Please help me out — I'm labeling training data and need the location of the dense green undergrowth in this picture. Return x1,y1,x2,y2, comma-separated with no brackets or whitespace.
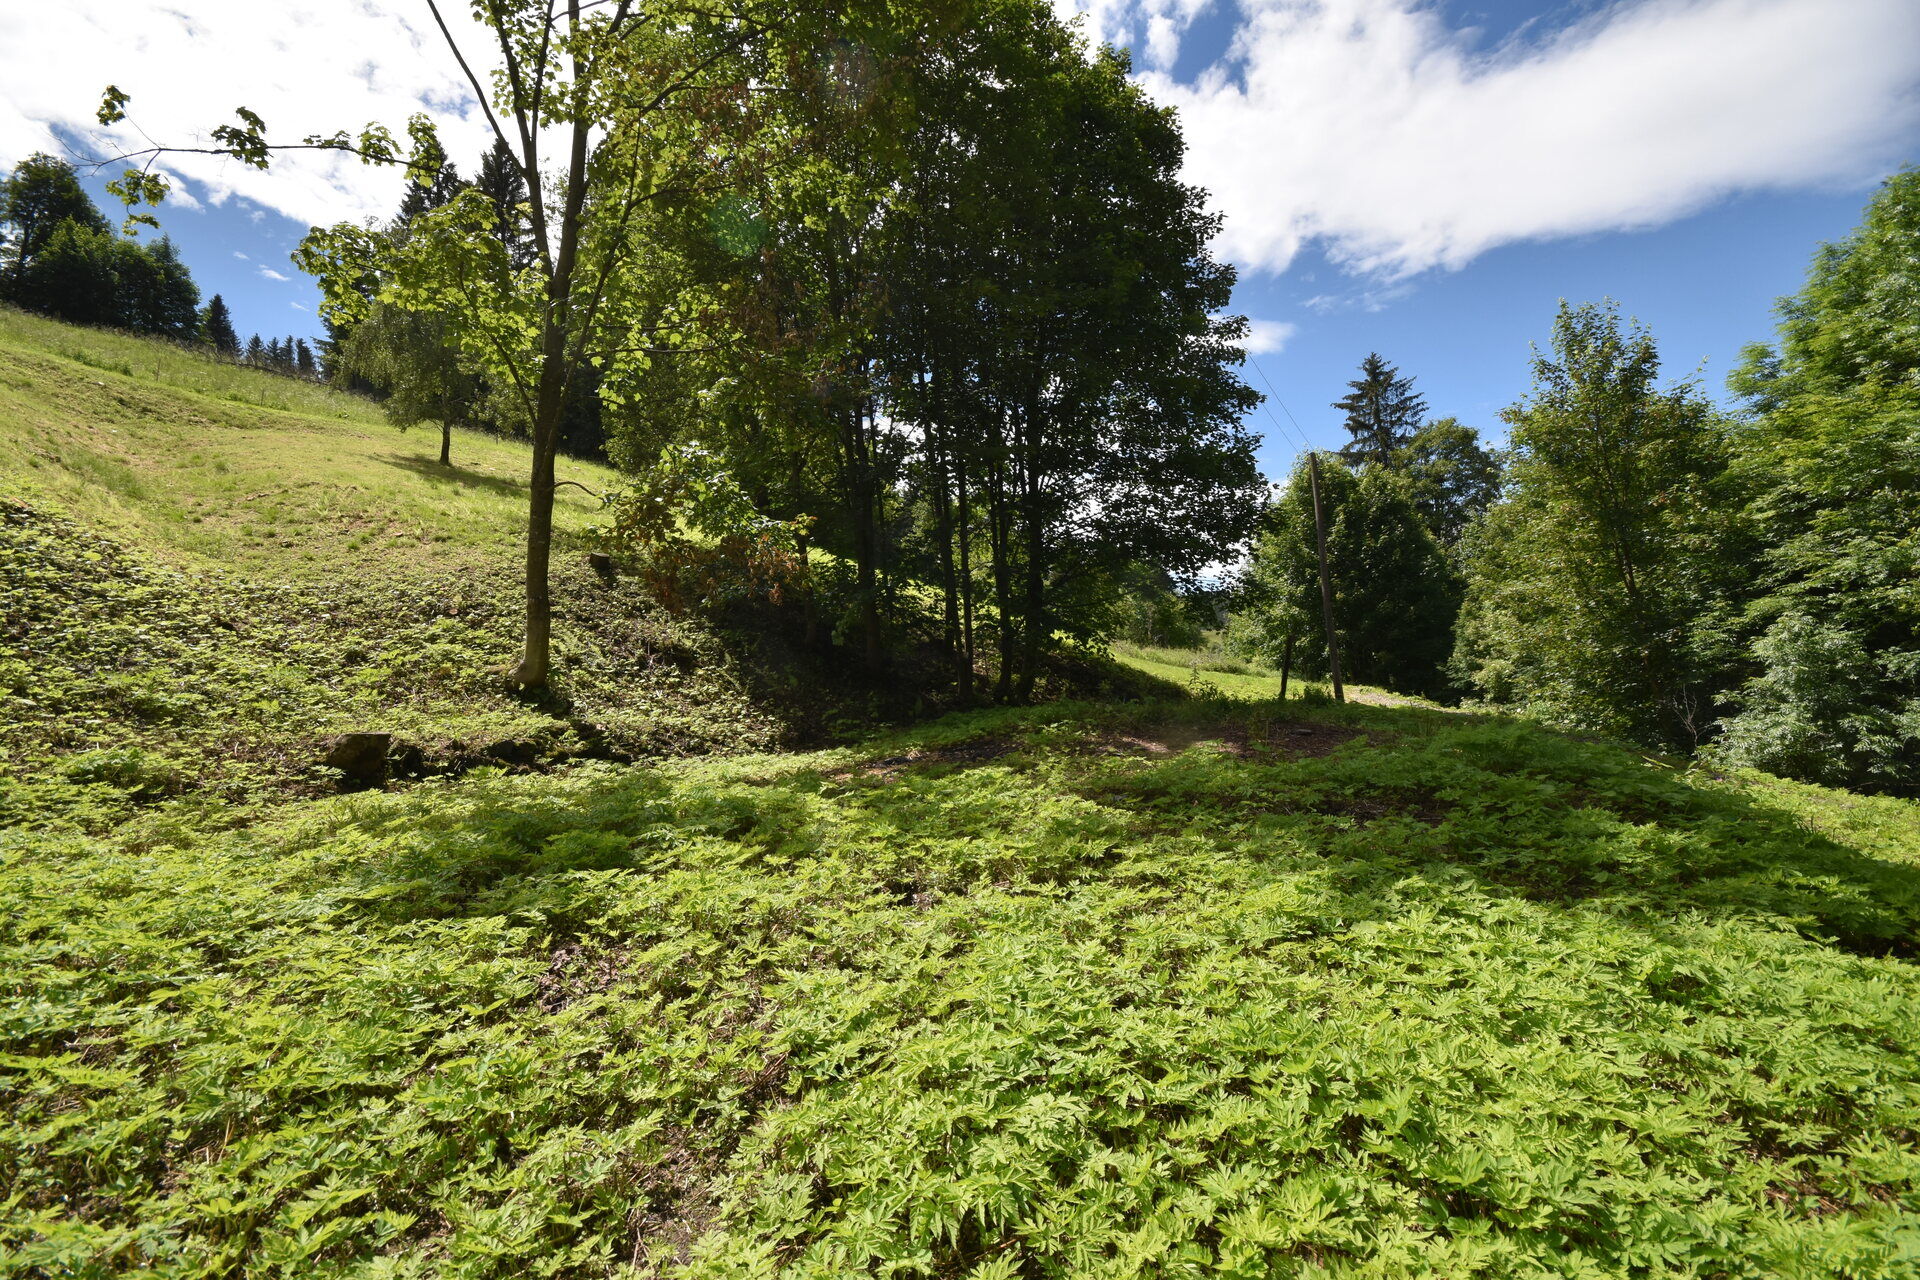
5,699,1918,1277
0,496,1169,832
0,499,785,831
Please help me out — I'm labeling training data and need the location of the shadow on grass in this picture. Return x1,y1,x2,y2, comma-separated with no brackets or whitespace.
318,695,1919,962
375,451,528,499
1077,700,1920,960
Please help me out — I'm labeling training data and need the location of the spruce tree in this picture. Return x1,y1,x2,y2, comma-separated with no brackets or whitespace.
245,333,265,364
1333,352,1427,468
294,338,316,378
397,159,462,225
201,294,239,353
472,141,533,269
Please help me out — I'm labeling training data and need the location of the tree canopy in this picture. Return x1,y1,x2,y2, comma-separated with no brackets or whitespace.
1714,169,1920,790
1452,302,1749,748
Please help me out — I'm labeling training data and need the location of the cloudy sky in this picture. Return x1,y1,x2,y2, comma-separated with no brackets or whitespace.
3,0,1917,470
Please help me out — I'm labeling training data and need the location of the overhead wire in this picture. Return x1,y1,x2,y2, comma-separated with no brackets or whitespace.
1243,351,1317,461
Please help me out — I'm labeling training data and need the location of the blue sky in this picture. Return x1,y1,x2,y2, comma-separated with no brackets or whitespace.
9,0,1919,479
1232,188,1874,460
81,183,332,355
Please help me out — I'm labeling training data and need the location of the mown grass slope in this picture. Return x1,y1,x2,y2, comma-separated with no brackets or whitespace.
1,311,1082,830
0,306,616,578
4,700,1918,1277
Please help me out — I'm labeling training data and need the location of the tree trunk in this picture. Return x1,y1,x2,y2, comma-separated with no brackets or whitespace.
1013,394,1045,704
988,471,1014,704
954,449,976,703
513,372,563,689
440,420,452,467
1278,631,1295,702
1015,475,1045,704
851,402,884,674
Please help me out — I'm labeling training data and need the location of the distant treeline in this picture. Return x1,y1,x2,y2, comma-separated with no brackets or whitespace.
0,153,318,385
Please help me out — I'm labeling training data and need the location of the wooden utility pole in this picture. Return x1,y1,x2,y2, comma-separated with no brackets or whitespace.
1307,452,1346,703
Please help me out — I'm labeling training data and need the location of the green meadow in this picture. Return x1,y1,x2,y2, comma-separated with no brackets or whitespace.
3,314,1918,1277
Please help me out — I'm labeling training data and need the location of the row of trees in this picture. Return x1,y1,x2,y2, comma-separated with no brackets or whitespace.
1240,169,1918,793
606,11,1263,698
106,0,1263,695
1,154,200,338
240,332,320,378
0,154,305,380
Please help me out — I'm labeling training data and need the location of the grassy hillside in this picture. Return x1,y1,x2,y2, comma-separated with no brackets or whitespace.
1109,638,1437,709
1,311,1126,829
4,311,1919,1277
0,306,617,578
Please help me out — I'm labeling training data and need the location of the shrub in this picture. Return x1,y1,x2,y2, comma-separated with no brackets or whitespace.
1715,613,1920,790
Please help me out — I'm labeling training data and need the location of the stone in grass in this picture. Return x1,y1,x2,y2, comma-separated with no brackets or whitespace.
325,732,391,788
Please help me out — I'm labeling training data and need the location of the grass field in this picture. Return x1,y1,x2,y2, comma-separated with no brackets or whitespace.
0,307,617,579
1109,639,1435,709
4,312,1919,1277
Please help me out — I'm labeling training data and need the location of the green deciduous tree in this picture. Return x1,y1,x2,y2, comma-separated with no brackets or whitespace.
623,1,1260,699
878,16,1261,699
332,302,480,465
1453,301,1750,748
1732,166,1920,406
1243,455,1459,698
1715,169,1920,792
106,0,819,690
14,220,121,326
1397,416,1503,548
0,153,110,298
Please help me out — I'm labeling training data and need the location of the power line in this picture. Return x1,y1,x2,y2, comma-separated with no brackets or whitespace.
1244,352,1316,459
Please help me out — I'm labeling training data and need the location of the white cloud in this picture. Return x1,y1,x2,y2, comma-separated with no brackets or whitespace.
1058,0,1219,71
8,0,1915,285
258,266,289,281
232,250,248,260
1242,318,1295,354
0,2,499,229
1074,0,1920,278
291,301,308,311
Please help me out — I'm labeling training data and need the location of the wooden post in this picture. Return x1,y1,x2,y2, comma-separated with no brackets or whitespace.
1307,452,1346,703
1278,631,1295,702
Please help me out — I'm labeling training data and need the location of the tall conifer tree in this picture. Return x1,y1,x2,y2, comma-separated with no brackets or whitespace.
1333,352,1427,468
201,294,239,353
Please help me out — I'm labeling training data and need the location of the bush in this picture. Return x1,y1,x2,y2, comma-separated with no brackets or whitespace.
1714,614,1920,791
